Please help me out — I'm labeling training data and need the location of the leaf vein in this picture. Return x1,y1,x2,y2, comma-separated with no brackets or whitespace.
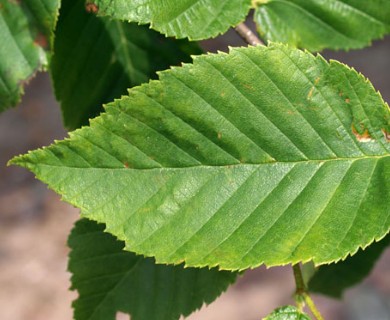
202,59,310,159
138,90,241,163
239,49,339,158
239,163,324,262
277,47,367,155
117,107,202,165
287,161,355,260
169,68,282,161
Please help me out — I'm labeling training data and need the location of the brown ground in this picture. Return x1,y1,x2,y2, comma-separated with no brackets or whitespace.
1,34,389,320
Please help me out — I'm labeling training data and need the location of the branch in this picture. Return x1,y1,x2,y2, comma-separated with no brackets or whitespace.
235,23,264,46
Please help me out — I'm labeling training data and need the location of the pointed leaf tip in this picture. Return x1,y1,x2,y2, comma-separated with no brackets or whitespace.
16,44,390,270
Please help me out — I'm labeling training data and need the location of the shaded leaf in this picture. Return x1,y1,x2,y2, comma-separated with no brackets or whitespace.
263,305,311,320
309,233,390,298
52,0,201,129
11,43,390,270
90,0,252,40
69,218,237,320
254,0,390,51
0,0,59,111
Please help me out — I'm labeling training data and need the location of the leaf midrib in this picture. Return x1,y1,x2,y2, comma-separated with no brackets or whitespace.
27,154,390,170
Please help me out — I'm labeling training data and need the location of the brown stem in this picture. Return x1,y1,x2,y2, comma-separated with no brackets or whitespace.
235,23,264,46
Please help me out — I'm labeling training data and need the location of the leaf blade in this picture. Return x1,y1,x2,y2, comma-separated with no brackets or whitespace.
91,0,252,40
52,0,201,129
308,234,390,298
254,0,390,51
263,305,311,320
0,0,59,111
69,218,237,320
12,44,390,270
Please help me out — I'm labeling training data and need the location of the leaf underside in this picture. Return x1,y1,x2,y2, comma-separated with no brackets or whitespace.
69,218,237,320
11,43,390,271
263,305,311,320
309,233,390,298
52,0,201,129
255,0,390,51
91,0,252,40
0,0,59,111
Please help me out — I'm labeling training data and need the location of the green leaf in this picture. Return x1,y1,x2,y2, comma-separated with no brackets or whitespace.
11,43,390,270
309,233,390,298
52,0,201,130
0,0,59,111
263,305,311,320
254,0,390,51
90,0,252,40
69,218,237,320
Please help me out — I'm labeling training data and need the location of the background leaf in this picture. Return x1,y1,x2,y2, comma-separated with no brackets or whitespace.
69,218,237,320
254,0,390,51
263,305,311,320
90,0,252,40
52,0,201,129
0,0,59,111
308,234,390,298
11,43,390,270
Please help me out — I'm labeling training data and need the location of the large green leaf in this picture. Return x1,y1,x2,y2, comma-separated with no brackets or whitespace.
69,218,237,320
90,0,252,40
0,0,59,111
308,234,390,298
52,0,200,129
254,0,390,51
11,43,390,270
263,306,311,320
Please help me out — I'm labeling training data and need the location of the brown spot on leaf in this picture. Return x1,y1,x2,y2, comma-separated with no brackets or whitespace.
339,91,343,97
352,124,373,142
34,33,48,49
345,98,350,104
86,2,99,14
307,87,314,100
382,129,390,142
217,132,222,139
314,77,321,85
123,162,130,168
